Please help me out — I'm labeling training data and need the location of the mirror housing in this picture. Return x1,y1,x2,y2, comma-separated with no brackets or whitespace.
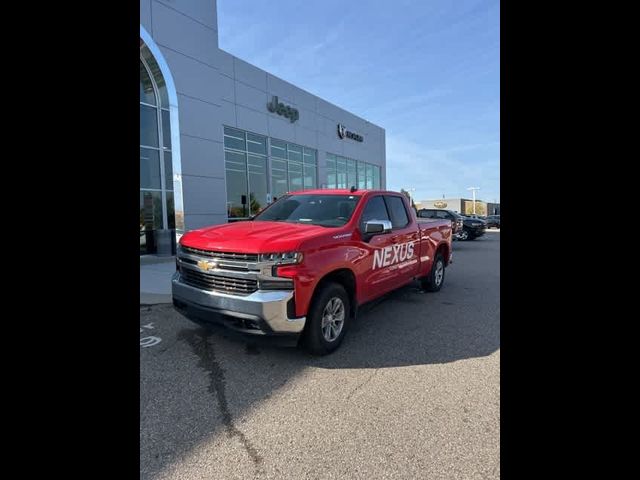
364,219,392,235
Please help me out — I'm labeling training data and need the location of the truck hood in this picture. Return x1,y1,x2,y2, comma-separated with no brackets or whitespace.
180,220,333,253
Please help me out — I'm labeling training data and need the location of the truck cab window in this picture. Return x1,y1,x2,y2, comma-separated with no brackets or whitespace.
385,196,410,229
359,196,390,231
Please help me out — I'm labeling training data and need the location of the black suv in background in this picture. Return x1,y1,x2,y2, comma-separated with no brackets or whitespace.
418,209,486,240
457,215,487,240
486,215,500,228
417,209,464,237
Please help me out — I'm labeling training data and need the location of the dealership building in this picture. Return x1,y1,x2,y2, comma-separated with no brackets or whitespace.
140,0,386,255
416,198,501,216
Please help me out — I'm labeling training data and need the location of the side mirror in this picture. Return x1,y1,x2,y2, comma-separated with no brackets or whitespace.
364,220,392,235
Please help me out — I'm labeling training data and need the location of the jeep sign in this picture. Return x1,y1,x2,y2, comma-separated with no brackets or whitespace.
267,96,299,123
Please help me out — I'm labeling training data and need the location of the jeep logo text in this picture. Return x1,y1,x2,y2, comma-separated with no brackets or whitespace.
267,96,299,123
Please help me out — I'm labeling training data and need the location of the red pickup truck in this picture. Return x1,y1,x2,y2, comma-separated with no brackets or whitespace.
172,189,453,354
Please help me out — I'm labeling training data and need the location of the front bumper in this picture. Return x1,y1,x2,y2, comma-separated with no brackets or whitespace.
466,225,486,237
171,272,306,336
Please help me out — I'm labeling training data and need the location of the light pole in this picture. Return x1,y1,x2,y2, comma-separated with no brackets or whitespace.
467,187,480,215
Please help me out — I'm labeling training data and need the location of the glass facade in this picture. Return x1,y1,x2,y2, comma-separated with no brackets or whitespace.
224,127,268,218
140,46,174,255
224,127,319,219
325,153,381,190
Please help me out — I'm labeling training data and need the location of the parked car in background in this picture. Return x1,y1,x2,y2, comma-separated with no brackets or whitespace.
456,215,487,241
486,215,500,228
417,209,464,236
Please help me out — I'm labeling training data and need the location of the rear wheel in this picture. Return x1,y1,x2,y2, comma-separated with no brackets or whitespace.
421,252,446,292
302,282,350,355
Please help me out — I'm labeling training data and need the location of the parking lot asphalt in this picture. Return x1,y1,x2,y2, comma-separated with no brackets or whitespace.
140,232,500,480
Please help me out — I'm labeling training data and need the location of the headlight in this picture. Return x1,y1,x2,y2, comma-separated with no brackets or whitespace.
259,252,303,265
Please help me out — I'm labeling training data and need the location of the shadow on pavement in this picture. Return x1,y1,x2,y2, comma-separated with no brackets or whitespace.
140,233,499,478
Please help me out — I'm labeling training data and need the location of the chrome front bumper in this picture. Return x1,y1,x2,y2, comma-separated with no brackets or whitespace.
171,272,306,335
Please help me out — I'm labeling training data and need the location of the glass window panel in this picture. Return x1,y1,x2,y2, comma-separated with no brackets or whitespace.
141,47,169,107
271,158,288,199
140,148,161,189
288,161,303,192
140,61,156,105
225,150,247,171
155,78,169,108
140,191,163,229
287,144,303,163
373,165,381,189
366,163,374,189
357,161,366,189
248,155,267,214
346,159,357,190
225,151,249,218
140,105,159,147
165,191,175,229
161,110,171,149
386,196,410,228
326,155,336,189
303,148,317,165
164,152,173,191
359,195,390,231
223,126,246,151
304,164,317,189
270,138,287,158
247,132,267,155
336,157,347,189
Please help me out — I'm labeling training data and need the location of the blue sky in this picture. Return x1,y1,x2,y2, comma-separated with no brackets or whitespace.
218,0,500,203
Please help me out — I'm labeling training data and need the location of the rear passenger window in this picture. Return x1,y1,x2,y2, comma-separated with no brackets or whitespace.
385,196,410,229
359,196,390,231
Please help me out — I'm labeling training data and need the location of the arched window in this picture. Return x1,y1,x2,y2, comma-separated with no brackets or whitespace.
140,43,175,255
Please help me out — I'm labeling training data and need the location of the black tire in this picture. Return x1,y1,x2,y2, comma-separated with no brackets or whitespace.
421,252,446,292
458,228,470,241
302,282,350,355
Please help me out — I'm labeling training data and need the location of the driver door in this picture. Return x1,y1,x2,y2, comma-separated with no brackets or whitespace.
357,195,401,302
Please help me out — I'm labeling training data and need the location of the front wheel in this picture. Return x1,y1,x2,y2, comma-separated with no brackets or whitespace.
458,229,470,241
302,282,350,355
421,253,446,292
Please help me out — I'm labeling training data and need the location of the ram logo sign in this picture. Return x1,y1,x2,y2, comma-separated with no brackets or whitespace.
434,201,447,208
373,241,415,270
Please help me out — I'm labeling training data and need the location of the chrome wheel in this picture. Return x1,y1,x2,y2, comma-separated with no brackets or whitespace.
321,297,345,342
458,230,469,240
434,260,444,286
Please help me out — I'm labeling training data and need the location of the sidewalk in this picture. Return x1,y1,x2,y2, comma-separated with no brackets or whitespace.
140,256,175,305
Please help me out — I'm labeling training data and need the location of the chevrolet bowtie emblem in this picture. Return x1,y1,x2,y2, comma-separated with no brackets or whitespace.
197,260,217,271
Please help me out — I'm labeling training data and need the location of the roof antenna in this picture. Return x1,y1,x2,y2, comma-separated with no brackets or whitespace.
350,186,357,193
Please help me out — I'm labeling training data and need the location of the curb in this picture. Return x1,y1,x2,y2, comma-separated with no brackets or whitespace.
140,292,172,305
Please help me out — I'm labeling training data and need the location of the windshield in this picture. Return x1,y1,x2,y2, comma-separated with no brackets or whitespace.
254,194,361,227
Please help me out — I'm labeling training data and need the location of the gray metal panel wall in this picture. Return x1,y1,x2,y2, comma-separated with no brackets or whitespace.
141,0,386,231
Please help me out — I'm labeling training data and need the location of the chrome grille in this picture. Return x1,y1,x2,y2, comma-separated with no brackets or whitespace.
181,269,258,295
180,246,258,262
